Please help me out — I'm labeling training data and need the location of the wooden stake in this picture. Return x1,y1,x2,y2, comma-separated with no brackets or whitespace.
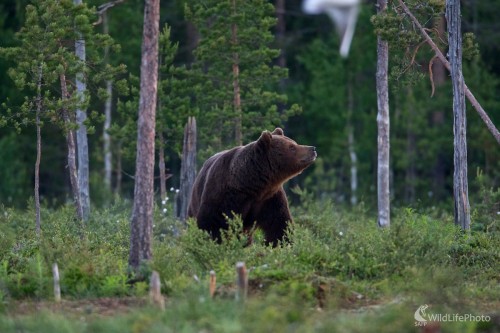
149,270,165,310
52,263,61,302
235,262,247,302
209,270,216,298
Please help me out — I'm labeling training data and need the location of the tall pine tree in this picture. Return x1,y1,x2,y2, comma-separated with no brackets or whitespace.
0,0,125,226
185,0,299,154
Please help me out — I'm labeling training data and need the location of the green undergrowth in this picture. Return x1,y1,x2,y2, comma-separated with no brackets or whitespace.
0,197,499,332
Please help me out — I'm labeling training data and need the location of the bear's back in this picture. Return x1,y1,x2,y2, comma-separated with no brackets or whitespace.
187,147,240,217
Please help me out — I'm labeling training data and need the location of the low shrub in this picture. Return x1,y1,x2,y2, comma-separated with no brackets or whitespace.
0,198,497,333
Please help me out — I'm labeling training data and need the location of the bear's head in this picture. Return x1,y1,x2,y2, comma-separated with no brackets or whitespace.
257,128,317,181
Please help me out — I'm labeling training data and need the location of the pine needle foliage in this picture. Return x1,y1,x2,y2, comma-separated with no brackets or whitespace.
0,0,126,133
185,0,300,154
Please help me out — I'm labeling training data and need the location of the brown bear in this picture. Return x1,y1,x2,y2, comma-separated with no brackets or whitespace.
187,128,317,246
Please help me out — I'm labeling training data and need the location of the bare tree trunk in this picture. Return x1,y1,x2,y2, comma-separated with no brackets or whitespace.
52,263,61,302
157,53,167,202
74,0,90,221
129,0,160,271
376,0,390,227
158,131,167,201
35,64,43,237
231,0,242,146
103,83,113,191
178,117,197,222
347,81,357,206
35,111,42,235
446,0,471,230
60,73,84,221
348,125,357,205
398,0,500,145
103,11,113,193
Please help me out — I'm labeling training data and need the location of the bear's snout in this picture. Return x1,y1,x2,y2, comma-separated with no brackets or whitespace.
299,145,317,164
311,146,317,158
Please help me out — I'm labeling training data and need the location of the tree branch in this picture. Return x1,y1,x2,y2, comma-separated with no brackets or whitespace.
93,0,125,26
399,0,500,145
429,55,437,97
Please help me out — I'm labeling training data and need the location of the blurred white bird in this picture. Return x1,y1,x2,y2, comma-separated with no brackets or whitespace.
303,0,361,57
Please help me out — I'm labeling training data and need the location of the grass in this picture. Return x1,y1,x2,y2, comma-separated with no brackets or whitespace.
0,196,499,332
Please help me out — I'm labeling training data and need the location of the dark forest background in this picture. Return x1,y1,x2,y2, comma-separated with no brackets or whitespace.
0,0,498,213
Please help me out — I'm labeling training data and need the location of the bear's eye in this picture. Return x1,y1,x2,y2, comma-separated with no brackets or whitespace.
289,145,296,152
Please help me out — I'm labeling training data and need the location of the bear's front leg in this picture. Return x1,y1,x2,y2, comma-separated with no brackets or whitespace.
254,189,293,246
195,203,230,243
196,195,248,243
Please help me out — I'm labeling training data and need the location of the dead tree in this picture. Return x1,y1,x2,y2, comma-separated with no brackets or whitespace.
376,0,390,227
398,0,478,229
398,0,500,145
35,64,43,236
446,0,471,230
60,73,84,221
178,117,197,222
74,0,90,221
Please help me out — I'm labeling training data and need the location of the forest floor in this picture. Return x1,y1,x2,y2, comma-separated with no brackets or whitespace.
0,200,499,332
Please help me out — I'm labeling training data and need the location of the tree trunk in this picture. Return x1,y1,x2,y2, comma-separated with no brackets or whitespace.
103,11,113,193
60,73,84,221
35,63,43,237
398,0,500,145
231,0,242,146
129,0,160,271
446,0,471,230
74,0,90,221
157,53,167,202
348,125,357,206
347,81,357,206
158,131,167,201
178,117,197,222
376,0,390,227
103,82,113,191
35,110,42,235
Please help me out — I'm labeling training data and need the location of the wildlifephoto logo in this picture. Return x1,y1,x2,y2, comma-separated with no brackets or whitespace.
414,304,491,327
414,304,429,323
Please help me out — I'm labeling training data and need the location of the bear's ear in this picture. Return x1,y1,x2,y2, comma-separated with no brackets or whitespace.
272,128,284,136
258,130,272,148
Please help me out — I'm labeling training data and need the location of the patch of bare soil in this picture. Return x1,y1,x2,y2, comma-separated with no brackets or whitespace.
8,297,147,318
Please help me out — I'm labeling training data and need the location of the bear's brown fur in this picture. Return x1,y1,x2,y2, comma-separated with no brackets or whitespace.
187,128,317,245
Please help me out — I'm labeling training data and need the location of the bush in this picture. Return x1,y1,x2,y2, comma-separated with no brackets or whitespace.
471,169,500,232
